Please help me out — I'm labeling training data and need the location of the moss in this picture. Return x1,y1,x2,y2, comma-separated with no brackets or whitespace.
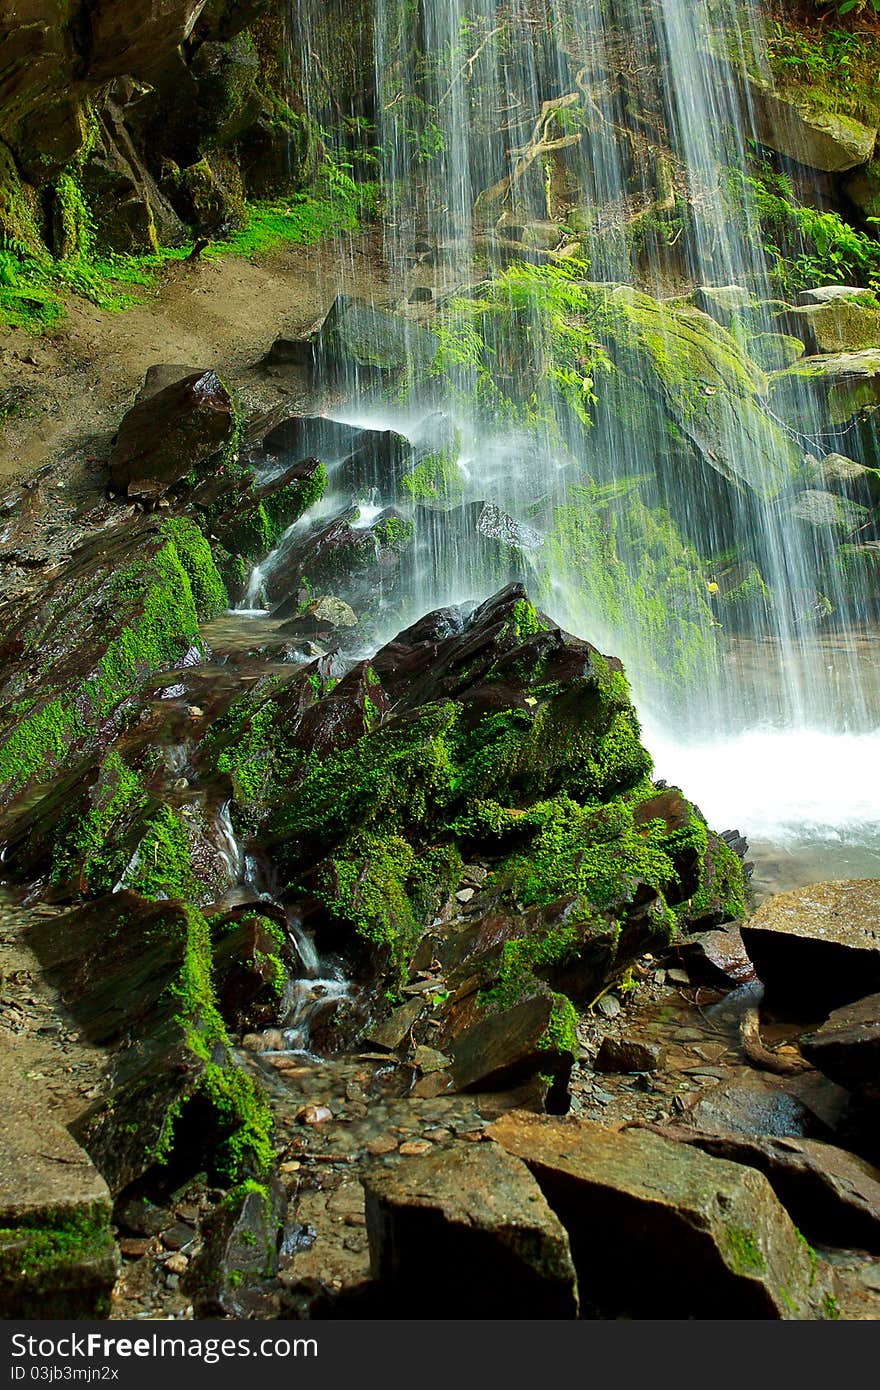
150,905,276,1179
373,514,415,552
0,1203,115,1291
541,992,578,1055
162,517,228,619
120,804,199,902
724,1225,765,1276
401,446,463,504
50,751,149,892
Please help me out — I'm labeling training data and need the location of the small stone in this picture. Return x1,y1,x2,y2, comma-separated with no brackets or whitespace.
161,1222,196,1252
296,1105,333,1125
164,1253,189,1276
462,865,488,887
280,1161,301,1174
413,1044,451,1074
667,968,690,985
456,888,475,904
366,1134,399,1156
119,1237,152,1259
595,1038,663,1074
399,1140,433,1156
596,995,621,1020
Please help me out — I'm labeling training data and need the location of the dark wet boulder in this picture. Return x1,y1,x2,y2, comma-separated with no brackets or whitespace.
26,892,272,1194
800,993,880,1099
277,595,358,640
684,1078,832,1141
488,1112,826,1319
109,369,235,499
362,1143,579,1318
740,880,880,1013
0,518,225,814
264,507,413,611
673,924,757,986
211,911,295,1033
634,1124,880,1255
332,428,414,498
198,457,327,562
187,1177,286,1318
594,1037,663,1073
260,413,363,461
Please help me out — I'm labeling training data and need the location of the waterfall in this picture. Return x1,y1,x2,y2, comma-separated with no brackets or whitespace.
285,1,880,853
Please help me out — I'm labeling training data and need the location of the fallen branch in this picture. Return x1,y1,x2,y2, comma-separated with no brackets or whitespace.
740,1006,812,1076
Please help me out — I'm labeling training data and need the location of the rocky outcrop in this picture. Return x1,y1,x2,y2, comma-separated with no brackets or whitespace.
487,1112,825,1319
740,880,880,1012
800,993,880,1098
744,75,877,173
362,1143,579,1317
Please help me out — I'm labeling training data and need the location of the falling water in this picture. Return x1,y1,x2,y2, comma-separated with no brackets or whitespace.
278,1,880,864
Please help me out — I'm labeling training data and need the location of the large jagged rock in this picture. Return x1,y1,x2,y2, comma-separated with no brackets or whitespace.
109,369,235,499
637,1124,880,1255
26,892,272,1195
88,1,210,83
771,352,880,432
0,517,224,814
263,506,413,612
744,76,877,173
0,1038,118,1317
740,880,880,1013
187,1176,285,1317
488,1112,826,1319
362,1144,579,1317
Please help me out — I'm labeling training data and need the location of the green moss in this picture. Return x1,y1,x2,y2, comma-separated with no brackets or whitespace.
542,993,579,1056
162,517,228,619
121,805,199,902
50,752,149,892
0,1203,115,1289
725,1225,765,1276
401,447,463,504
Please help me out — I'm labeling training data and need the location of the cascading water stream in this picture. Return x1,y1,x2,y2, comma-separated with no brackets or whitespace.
279,0,880,873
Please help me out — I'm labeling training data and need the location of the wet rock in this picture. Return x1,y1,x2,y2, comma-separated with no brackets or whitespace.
363,1000,424,1052
187,1177,285,1317
362,1144,578,1317
278,596,358,639
594,1037,663,1073
635,1125,880,1254
201,457,327,564
260,414,364,461
211,911,295,1033
785,299,880,355
109,370,235,499
691,284,756,328
0,1038,118,1317
675,925,757,986
771,351,880,432
745,75,877,172
596,995,621,1020
443,990,574,1096
27,893,269,1194
332,429,414,498
803,453,880,507
740,880,880,1012
686,1078,830,1140
790,488,868,532
316,294,439,384
264,507,413,612
488,1111,825,1319
258,338,316,370
800,993,880,1098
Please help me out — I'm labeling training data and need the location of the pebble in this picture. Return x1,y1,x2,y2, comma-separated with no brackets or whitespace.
596,994,621,1020
296,1104,333,1125
398,1140,433,1156
667,968,690,985
119,1238,152,1259
161,1223,195,1252
164,1253,189,1276
456,888,475,903
365,1134,398,1156
280,1160,301,1174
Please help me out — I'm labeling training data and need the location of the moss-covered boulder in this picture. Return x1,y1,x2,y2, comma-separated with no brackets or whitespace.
744,74,877,173
771,351,880,432
0,517,226,813
784,298,880,356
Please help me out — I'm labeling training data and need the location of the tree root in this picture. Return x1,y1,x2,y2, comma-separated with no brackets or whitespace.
740,1006,812,1075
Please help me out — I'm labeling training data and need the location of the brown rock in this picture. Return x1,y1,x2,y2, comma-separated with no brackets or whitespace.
800,993,880,1096
109,369,234,498
488,1112,825,1319
362,1143,579,1317
594,1037,663,1073
740,880,880,1012
634,1124,880,1254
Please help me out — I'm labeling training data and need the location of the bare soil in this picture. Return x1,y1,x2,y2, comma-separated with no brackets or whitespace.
0,231,391,480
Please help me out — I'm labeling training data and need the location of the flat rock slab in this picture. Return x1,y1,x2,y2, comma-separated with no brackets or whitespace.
488,1111,824,1319
636,1124,880,1255
0,1038,117,1317
687,1078,829,1140
800,992,880,1096
362,1144,578,1317
740,880,880,1012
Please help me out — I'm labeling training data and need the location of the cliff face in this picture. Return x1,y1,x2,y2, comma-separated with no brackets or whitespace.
0,0,374,259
